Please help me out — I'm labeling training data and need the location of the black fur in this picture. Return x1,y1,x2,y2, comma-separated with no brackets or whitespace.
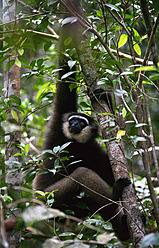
90,88,114,114
33,71,131,241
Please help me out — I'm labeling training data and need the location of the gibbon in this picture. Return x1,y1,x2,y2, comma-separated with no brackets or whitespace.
33,7,131,241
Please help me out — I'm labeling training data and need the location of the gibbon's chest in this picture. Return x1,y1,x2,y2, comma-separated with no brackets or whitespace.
65,142,104,170
62,141,112,184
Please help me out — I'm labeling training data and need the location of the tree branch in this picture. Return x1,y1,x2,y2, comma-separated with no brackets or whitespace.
140,0,159,66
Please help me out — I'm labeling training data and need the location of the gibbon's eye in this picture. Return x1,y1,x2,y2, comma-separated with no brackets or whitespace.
79,119,87,128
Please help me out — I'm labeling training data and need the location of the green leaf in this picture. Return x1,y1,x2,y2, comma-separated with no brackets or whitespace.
97,8,103,18
62,17,77,26
150,73,159,80
1,112,8,120
14,153,24,157
131,136,146,146
33,191,45,196
23,43,35,51
142,80,151,85
135,65,158,72
69,83,77,91
97,233,114,244
44,41,52,52
122,107,127,118
115,89,128,97
68,60,76,70
54,158,60,169
105,3,119,11
8,189,21,201
59,232,76,237
25,144,30,155
36,149,53,157
36,82,51,101
30,60,36,69
125,147,134,160
9,95,21,105
18,56,29,65
11,110,18,122
53,146,60,154
152,0,159,10
60,142,72,151
142,233,159,247
15,60,21,67
135,123,147,127
118,34,128,48
18,48,24,56
20,37,27,47
117,130,126,140
133,42,141,56
48,168,56,174
6,60,15,72
61,71,75,79
22,206,65,224
64,37,72,46
68,160,82,166
37,58,43,67
132,28,140,38
128,27,140,39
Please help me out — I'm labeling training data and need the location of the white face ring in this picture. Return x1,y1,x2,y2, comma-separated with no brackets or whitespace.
62,121,92,143
68,115,89,125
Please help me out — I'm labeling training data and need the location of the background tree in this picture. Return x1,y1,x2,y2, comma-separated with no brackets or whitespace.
1,0,21,247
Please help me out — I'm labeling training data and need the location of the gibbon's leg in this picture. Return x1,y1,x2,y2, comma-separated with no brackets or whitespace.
111,213,130,241
44,167,115,209
44,167,130,241
44,167,129,217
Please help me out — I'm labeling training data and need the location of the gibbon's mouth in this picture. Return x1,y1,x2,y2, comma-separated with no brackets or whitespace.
69,126,81,134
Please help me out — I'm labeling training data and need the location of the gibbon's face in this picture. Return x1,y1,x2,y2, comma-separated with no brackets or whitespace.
62,114,93,143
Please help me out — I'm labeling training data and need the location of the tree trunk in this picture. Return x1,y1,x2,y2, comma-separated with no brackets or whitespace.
2,0,21,247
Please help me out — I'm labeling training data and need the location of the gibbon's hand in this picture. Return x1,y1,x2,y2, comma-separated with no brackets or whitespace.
90,88,114,113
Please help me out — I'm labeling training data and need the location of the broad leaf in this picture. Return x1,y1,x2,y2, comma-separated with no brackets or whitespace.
118,34,128,48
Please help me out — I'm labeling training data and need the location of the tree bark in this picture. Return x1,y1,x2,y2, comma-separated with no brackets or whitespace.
2,0,21,247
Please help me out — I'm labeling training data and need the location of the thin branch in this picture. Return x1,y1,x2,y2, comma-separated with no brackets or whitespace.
21,101,53,124
140,0,159,66
143,87,159,182
143,12,159,66
0,28,59,39
111,49,153,65
136,78,159,226
118,80,138,123
141,73,159,91
47,25,59,38
103,0,131,37
0,12,50,27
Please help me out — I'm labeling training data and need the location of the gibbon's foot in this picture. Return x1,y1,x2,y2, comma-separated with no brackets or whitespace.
113,177,131,199
122,212,146,226
90,88,114,113
116,177,131,188
90,88,108,102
